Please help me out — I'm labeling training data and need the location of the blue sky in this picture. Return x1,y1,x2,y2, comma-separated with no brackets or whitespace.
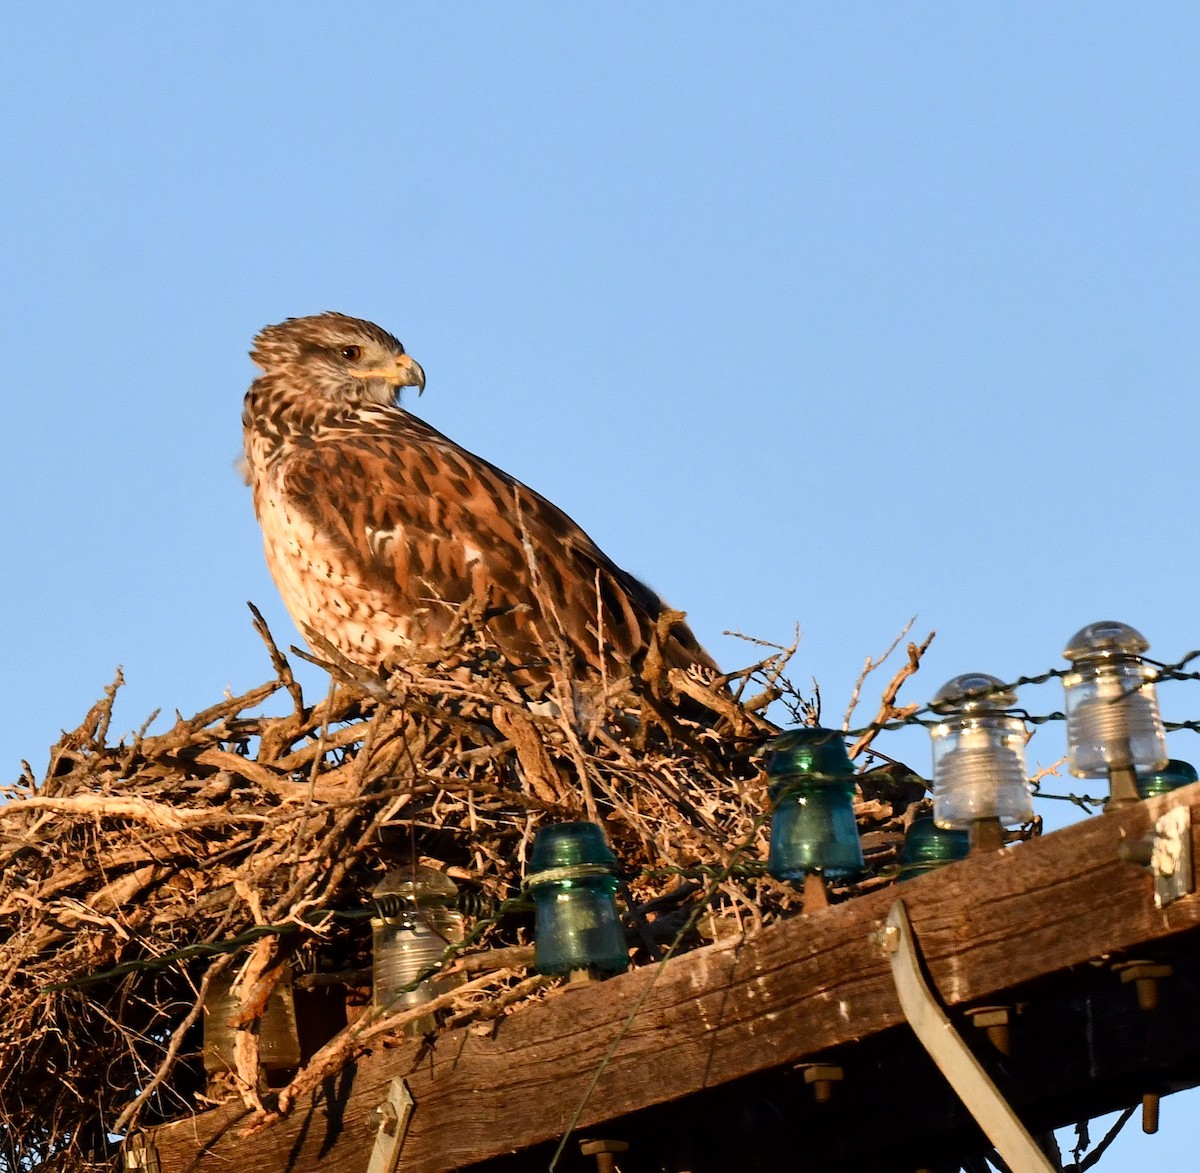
2,4,1198,1165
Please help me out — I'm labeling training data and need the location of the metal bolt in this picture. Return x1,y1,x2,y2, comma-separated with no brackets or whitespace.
802,872,830,915
967,1006,1012,1056
798,1063,844,1104
1106,763,1142,812
1142,1091,1160,1134
580,1138,629,1173
1114,960,1172,1011
1117,837,1155,867
968,818,1005,854
367,1100,398,1134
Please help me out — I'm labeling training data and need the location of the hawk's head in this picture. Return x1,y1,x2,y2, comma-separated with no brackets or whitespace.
250,312,425,407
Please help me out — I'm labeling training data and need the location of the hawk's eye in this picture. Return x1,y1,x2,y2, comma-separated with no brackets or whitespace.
340,345,362,361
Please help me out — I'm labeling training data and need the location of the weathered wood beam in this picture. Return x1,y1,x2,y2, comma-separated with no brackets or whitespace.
153,784,1200,1173
466,959,1200,1173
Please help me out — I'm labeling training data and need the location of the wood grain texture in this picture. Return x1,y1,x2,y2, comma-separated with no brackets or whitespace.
154,784,1200,1172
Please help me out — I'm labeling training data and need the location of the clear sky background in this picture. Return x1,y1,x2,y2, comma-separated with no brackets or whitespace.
2,4,1198,1167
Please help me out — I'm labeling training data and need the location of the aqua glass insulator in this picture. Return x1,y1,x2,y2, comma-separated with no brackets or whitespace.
526,822,628,976
372,866,465,1032
929,673,1032,829
897,816,970,881
202,963,301,1074
1137,759,1198,799
761,726,858,779
763,728,864,881
1062,621,1169,779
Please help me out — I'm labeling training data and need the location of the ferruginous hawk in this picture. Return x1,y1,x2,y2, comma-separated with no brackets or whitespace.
241,312,719,692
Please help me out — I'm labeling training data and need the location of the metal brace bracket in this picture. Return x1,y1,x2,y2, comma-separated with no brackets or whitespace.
366,1077,415,1173
875,900,1057,1173
1150,805,1193,909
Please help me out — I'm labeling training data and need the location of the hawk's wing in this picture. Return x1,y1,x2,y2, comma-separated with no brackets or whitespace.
270,409,717,679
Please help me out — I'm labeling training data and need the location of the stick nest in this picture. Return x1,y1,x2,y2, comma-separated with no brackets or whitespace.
0,610,929,1172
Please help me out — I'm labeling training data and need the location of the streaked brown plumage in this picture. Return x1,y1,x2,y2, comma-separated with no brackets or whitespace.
242,312,718,690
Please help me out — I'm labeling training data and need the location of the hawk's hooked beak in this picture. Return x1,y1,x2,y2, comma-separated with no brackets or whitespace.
351,354,426,396
395,353,426,396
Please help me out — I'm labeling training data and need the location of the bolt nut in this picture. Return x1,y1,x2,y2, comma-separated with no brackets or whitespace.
797,1063,844,1103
